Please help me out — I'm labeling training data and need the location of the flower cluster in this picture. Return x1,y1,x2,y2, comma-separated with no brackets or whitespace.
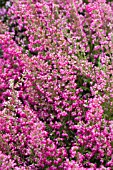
0,0,113,169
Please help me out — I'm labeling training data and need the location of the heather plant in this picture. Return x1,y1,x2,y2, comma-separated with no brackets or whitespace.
0,0,113,169
0,33,68,169
0,0,11,23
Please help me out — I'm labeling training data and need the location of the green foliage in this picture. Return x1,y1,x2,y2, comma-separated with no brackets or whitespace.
102,99,113,120
0,0,7,8
0,48,3,58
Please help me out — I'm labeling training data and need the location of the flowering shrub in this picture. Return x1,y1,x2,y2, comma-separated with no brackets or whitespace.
0,0,113,169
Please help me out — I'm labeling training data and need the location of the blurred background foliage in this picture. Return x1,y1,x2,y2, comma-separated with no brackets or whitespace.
0,0,8,7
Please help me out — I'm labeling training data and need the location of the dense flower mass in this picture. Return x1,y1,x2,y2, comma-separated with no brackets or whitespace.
0,0,113,169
